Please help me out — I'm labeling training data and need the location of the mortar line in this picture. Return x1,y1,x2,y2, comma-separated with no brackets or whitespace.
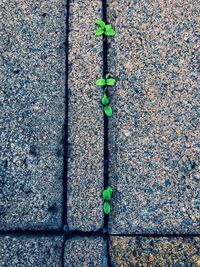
0,229,105,239
102,0,109,232
102,0,112,266
61,0,70,265
0,229,198,238
62,0,70,229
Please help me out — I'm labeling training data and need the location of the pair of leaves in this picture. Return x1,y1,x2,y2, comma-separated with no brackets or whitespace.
96,73,116,87
96,74,115,117
101,92,112,116
96,78,116,86
95,19,116,36
103,186,113,214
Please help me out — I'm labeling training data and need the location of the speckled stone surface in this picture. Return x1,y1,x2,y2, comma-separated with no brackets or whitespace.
0,236,63,267
67,1,104,231
107,0,200,234
109,236,200,267
0,0,66,229
64,236,107,267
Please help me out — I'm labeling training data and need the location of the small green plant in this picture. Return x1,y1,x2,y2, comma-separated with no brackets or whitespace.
96,74,116,86
96,74,116,117
103,186,113,214
95,19,116,37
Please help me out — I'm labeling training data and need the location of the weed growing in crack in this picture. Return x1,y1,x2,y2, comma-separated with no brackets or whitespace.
103,186,113,214
95,19,116,37
95,19,116,215
96,74,116,117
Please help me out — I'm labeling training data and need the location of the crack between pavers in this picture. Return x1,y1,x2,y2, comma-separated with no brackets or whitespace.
61,0,70,265
61,0,70,230
102,1,112,266
0,229,198,238
102,0,109,228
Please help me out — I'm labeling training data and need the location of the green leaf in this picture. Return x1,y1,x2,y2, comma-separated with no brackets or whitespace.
104,106,113,117
106,186,112,196
106,78,116,86
103,201,111,214
103,189,111,200
95,28,104,36
96,79,106,86
101,94,109,105
105,25,116,36
95,19,106,28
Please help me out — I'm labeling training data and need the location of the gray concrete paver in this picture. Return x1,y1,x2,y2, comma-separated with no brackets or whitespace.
107,0,199,234
0,236,63,267
67,1,104,231
109,236,200,267
0,0,66,229
64,236,107,267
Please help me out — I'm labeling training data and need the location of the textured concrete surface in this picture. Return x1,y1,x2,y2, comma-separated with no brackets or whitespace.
0,0,66,229
0,236,63,267
107,0,200,234
109,236,200,267
67,1,104,231
64,236,107,267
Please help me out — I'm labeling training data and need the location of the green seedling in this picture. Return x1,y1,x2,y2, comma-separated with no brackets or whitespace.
103,186,113,200
96,74,116,86
95,19,116,37
103,186,112,214
96,74,116,117
103,201,111,214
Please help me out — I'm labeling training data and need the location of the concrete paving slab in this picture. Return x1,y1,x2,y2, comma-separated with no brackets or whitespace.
0,236,63,267
107,0,200,234
0,0,66,229
67,1,104,231
109,236,200,267
64,236,107,267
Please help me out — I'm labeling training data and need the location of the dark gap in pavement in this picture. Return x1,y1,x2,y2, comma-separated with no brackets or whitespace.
102,0,109,232
62,0,70,230
102,0,112,266
1,229,199,238
61,1,70,265
0,229,103,238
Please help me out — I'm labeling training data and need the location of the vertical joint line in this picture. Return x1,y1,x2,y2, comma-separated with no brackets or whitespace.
102,0,112,266
61,0,70,266
62,0,70,230
102,0,109,228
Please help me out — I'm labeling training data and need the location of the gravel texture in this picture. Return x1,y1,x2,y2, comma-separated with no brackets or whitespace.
0,0,66,229
67,1,104,231
0,236,63,267
109,236,200,267
107,0,200,234
64,236,107,267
